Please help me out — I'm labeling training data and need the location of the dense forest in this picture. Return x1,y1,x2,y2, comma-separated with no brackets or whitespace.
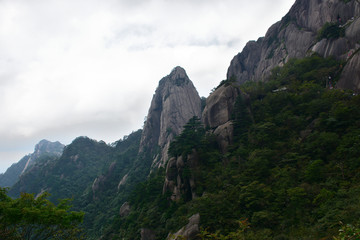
100,55,360,239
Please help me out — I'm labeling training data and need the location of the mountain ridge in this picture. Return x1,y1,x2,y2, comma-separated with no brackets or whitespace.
0,139,64,188
227,0,360,90
3,0,360,239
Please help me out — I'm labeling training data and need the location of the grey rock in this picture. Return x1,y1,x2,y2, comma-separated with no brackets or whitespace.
202,84,241,129
226,0,360,91
168,213,200,240
92,161,117,200
139,66,201,168
346,16,360,43
119,202,130,217
338,51,360,90
213,121,235,153
163,151,199,201
117,173,129,190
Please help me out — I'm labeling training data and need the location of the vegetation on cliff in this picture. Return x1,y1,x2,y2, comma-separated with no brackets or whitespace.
106,55,360,239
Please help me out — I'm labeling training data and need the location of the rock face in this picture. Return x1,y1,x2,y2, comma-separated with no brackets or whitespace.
163,150,199,201
227,0,360,91
167,213,200,240
0,140,64,187
202,84,241,129
139,66,202,168
92,162,117,200
23,139,65,173
201,84,242,152
119,202,131,217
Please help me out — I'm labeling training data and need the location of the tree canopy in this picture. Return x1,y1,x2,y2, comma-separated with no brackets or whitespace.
0,187,85,240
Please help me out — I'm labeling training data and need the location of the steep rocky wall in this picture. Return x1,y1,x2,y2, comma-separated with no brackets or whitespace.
163,151,199,202
227,0,360,91
201,84,241,152
139,67,202,169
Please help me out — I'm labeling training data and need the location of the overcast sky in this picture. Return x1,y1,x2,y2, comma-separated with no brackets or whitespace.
0,0,295,173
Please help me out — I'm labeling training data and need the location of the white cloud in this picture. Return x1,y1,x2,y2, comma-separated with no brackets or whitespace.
0,0,295,173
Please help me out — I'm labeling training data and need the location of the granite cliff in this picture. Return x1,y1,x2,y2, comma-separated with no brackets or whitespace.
139,66,202,169
227,0,360,90
201,0,360,155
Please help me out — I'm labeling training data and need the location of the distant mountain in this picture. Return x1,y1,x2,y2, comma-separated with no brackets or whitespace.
0,139,64,188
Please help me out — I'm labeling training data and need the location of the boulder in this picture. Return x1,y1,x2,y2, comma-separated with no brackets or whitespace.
119,202,130,217
202,84,240,129
168,214,200,240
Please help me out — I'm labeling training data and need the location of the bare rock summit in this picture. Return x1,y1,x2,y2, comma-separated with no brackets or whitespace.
139,67,201,168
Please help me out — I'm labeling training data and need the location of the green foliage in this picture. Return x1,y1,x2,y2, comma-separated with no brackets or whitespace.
198,219,250,240
0,187,85,240
168,116,206,157
317,22,345,40
334,222,360,240
215,76,237,90
9,130,144,239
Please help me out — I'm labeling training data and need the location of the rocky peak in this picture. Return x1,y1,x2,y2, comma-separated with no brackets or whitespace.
0,139,64,188
34,139,64,157
22,140,65,174
160,66,189,86
227,0,360,90
139,67,201,168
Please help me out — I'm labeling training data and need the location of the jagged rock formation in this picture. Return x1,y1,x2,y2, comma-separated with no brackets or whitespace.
201,0,360,153
139,66,202,169
227,0,360,91
163,150,199,201
24,139,64,173
202,84,241,152
0,140,64,187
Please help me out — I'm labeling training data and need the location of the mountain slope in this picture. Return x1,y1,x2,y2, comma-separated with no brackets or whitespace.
4,0,360,239
109,55,360,240
0,139,64,188
7,67,202,239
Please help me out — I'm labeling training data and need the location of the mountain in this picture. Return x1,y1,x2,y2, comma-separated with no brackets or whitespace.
108,0,360,239
4,0,360,239
112,56,360,240
0,139,64,187
139,66,202,169
227,0,360,90
7,67,202,239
